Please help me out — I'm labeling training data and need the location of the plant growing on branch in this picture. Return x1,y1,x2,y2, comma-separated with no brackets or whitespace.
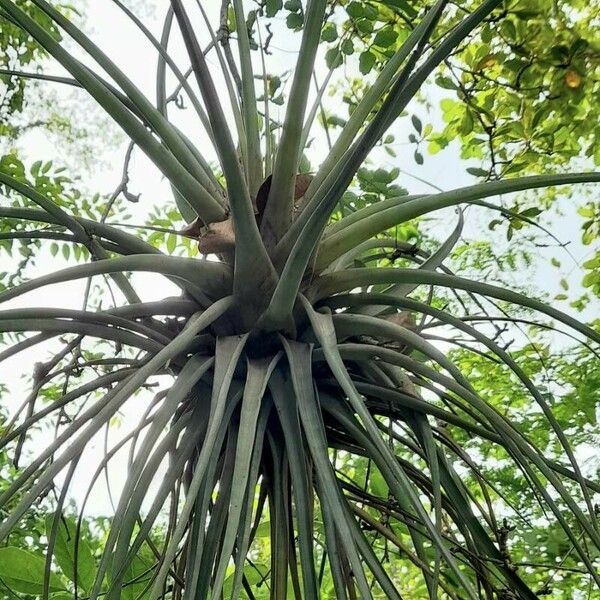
0,0,598,598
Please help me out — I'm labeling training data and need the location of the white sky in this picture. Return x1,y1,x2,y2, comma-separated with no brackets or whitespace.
0,1,597,516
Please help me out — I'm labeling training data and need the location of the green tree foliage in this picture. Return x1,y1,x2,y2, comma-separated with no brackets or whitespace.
313,0,600,305
0,3,66,137
307,0,599,173
1,3,121,169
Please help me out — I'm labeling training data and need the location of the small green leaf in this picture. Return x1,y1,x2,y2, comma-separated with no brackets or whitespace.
466,167,488,177
363,4,379,19
359,50,376,75
325,47,343,69
355,18,374,34
321,22,337,42
500,19,517,40
227,6,236,31
373,27,397,48
520,207,543,218
436,75,457,90
30,160,42,176
577,206,595,218
346,1,365,18
286,12,304,30
167,233,177,254
341,38,354,55
265,0,282,17
460,109,474,135
411,115,422,134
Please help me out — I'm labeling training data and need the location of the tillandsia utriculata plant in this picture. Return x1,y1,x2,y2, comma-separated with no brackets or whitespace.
0,0,599,598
